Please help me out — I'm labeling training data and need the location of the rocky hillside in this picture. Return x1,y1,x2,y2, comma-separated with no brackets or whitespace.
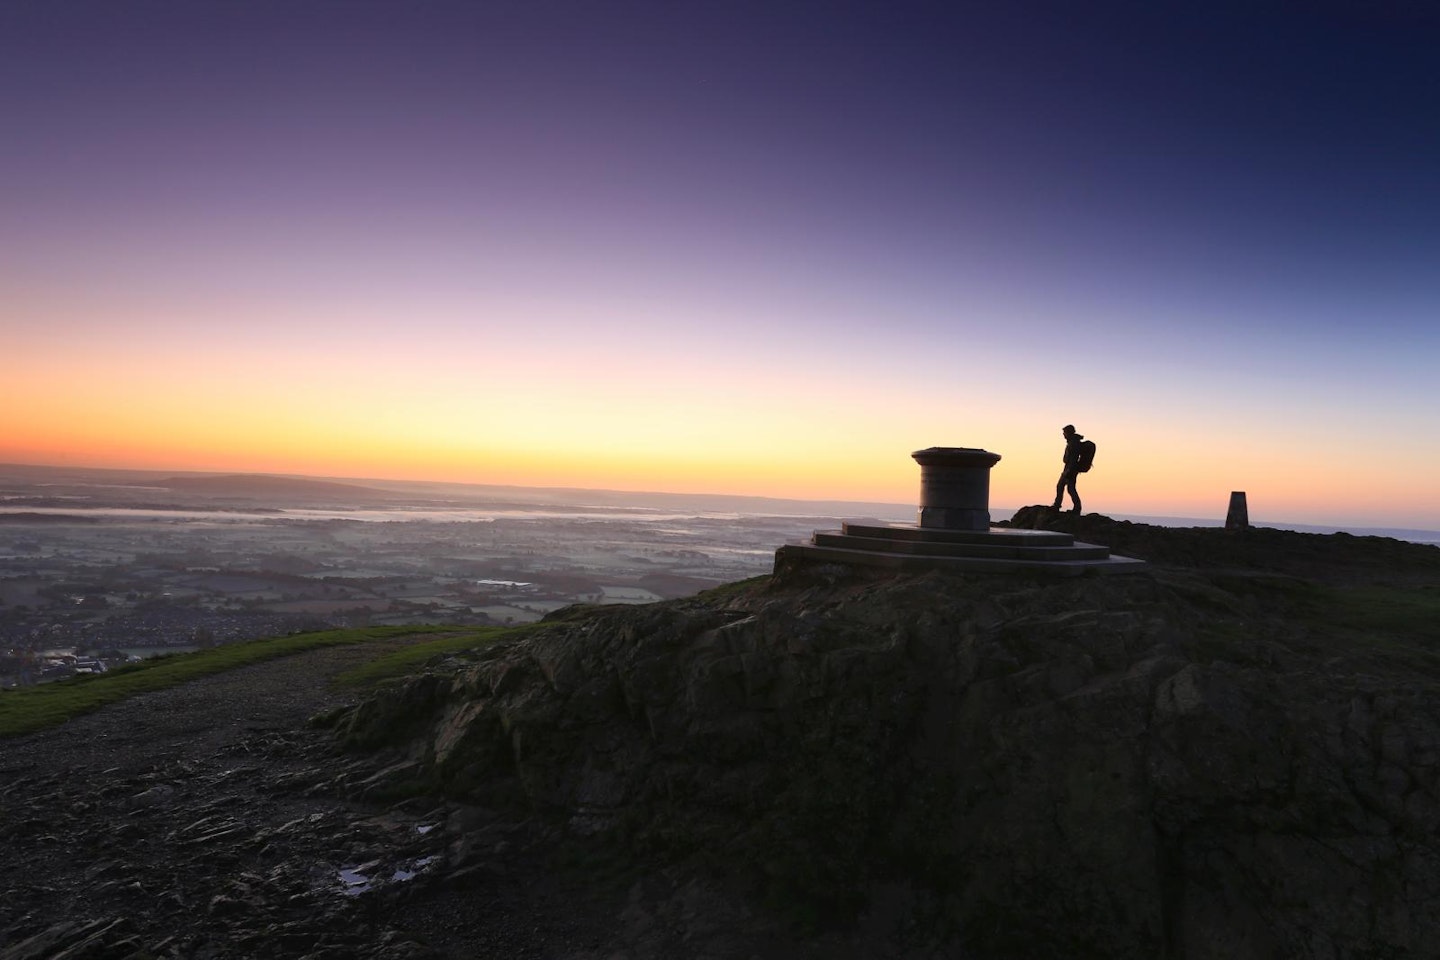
329,511,1440,958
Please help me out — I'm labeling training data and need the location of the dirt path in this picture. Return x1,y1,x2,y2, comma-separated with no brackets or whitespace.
2,641,410,780
0,640,618,960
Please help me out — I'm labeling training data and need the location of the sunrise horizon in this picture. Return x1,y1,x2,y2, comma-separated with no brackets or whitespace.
4,450,1437,536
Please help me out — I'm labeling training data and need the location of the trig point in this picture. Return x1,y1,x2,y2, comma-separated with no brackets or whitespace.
1226,491,1249,530
774,446,1147,576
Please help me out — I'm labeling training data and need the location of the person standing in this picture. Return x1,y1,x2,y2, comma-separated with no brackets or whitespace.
1052,424,1086,513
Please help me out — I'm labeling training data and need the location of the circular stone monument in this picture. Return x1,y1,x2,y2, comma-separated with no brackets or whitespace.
912,447,1003,531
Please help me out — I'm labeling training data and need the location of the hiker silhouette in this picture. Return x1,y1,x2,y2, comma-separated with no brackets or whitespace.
1052,424,1091,514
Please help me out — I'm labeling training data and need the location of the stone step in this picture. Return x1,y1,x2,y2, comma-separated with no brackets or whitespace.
775,541,1149,577
840,522,1075,547
812,531,1112,562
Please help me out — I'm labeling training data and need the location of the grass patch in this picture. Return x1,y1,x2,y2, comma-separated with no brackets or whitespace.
334,623,545,688
0,625,428,739
1318,584,1440,644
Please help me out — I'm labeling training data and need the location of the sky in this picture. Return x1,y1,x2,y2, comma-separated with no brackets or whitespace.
4,1,1439,527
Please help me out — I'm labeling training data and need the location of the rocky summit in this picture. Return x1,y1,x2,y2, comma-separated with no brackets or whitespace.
5,511,1440,959
326,509,1440,958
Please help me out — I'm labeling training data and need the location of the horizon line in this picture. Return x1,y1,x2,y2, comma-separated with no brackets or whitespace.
2,460,1437,539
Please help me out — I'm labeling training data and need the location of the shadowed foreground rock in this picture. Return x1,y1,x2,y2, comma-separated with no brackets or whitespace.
334,515,1440,958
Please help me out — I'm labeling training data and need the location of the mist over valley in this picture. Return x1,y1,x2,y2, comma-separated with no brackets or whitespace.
0,465,911,685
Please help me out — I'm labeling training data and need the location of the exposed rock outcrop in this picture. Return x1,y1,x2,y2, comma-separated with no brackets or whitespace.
334,520,1440,958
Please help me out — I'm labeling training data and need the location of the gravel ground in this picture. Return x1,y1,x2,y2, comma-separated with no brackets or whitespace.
0,641,630,960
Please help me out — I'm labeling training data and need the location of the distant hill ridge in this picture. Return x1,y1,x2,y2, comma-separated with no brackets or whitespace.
4,462,1437,538
158,474,390,499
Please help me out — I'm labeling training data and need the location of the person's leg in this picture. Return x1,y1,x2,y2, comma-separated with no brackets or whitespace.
1052,473,1066,510
1066,473,1081,513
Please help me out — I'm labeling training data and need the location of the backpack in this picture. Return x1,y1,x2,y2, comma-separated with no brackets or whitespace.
1076,439,1096,473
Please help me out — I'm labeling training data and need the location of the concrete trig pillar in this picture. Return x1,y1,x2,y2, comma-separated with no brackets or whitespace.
912,447,1003,531
1226,491,1249,530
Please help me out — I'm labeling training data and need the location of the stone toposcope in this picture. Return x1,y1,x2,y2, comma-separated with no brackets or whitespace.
774,445,1147,577
912,446,1003,531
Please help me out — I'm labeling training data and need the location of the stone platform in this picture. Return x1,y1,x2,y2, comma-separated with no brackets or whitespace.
774,521,1148,576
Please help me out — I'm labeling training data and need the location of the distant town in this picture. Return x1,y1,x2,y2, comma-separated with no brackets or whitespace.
0,465,909,687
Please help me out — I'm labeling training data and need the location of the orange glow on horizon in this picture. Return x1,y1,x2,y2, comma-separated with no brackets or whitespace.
6,416,1438,528
8,316,1439,526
